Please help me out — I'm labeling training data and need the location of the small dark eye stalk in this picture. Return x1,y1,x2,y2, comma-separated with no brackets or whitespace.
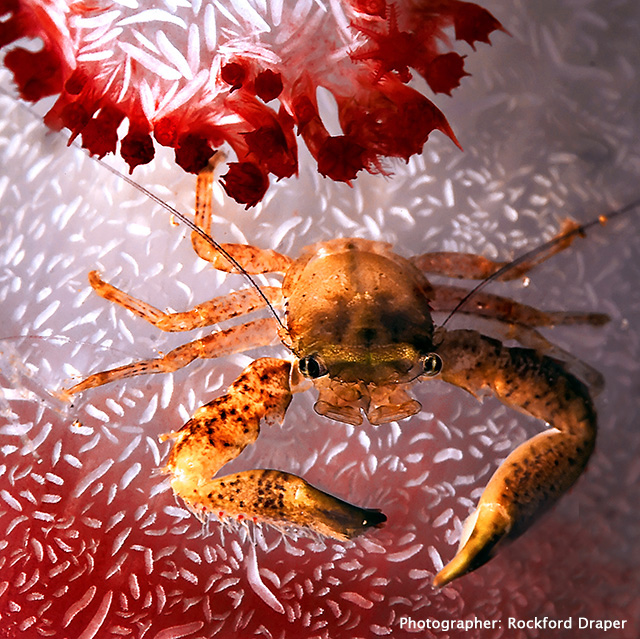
420,352,442,377
298,353,328,379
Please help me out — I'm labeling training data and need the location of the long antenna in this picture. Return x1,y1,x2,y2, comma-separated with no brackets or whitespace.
439,197,640,328
92,155,289,335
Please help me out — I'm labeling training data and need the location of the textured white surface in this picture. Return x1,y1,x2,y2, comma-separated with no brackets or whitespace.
1,0,640,637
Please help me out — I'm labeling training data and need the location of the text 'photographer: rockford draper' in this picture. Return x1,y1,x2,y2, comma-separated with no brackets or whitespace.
398,616,628,632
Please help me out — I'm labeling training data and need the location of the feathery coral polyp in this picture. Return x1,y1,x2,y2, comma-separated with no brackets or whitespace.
0,0,503,205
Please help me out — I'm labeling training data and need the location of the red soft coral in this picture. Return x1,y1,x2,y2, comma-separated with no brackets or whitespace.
1,0,503,205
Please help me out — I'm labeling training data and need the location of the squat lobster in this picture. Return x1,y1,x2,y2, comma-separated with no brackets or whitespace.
62,154,611,587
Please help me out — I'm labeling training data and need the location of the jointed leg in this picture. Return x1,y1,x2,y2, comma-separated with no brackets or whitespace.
430,283,609,327
61,317,280,398
411,251,513,280
191,157,292,274
87,270,283,332
163,357,386,539
411,220,583,281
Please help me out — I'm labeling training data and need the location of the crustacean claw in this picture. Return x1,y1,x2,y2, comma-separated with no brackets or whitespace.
433,503,510,588
163,357,385,538
433,330,597,587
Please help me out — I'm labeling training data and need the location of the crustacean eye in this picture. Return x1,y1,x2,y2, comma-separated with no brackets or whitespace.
298,354,329,379
421,353,443,377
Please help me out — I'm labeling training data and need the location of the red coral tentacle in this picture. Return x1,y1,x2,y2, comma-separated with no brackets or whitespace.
220,60,247,91
221,162,269,209
449,0,507,49
153,116,180,148
287,79,367,183
174,134,215,174
288,82,328,160
120,111,156,174
225,91,298,180
420,52,469,96
316,136,367,182
80,105,125,158
254,69,283,103
337,74,461,167
153,106,223,175
120,129,155,173
3,44,63,101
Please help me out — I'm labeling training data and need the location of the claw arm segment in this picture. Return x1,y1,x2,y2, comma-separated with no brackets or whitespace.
164,357,292,501
61,317,279,397
192,159,292,274
164,357,386,538
87,270,283,332
433,330,597,587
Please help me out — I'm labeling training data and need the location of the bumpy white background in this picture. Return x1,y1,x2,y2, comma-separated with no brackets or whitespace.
1,0,639,637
